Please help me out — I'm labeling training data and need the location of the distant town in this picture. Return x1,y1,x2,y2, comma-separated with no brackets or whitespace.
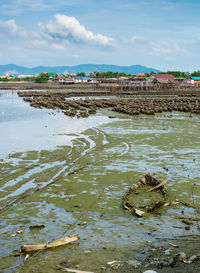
1,70,200,88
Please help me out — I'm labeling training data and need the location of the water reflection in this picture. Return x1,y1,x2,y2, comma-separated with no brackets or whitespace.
0,91,111,157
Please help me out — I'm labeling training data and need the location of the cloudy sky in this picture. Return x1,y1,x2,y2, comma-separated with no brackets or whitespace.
0,0,199,71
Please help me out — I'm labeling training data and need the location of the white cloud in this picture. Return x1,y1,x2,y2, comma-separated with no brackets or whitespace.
0,0,51,15
149,41,186,56
130,36,146,44
29,39,48,47
130,35,186,56
51,43,67,50
40,14,114,47
149,41,172,55
0,19,26,37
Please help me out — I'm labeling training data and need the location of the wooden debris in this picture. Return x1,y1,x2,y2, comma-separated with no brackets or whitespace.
164,203,170,206
57,268,94,273
107,260,122,270
147,180,168,192
168,243,179,248
78,221,87,226
12,249,22,256
11,230,23,237
134,209,145,217
176,252,200,264
107,261,121,266
24,254,30,261
164,201,179,207
123,173,168,214
183,254,200,264
170,201,179,205
29,224,45,230
21,234,80,252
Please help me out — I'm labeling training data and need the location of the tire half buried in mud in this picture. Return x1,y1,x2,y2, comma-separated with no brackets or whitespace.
124,173,167,216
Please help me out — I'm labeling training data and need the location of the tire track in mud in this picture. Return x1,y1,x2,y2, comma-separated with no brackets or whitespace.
0,127,130,215
1,163,58,192
119,142,130,156
0,131,99,214
0,147,74,207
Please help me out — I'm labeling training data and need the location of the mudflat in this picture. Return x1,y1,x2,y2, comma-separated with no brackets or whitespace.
0,90,199,273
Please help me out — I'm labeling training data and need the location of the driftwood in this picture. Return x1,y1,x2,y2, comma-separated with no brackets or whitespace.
21,234,80,252
57,267,94,273
124,173,167,215
147,180,168,192
134,209,145,217
29,224,45,230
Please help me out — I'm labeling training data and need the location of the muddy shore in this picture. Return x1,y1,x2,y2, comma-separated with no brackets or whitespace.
1,90,200,273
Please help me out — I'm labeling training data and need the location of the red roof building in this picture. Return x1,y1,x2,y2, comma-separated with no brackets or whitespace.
150,74,175,80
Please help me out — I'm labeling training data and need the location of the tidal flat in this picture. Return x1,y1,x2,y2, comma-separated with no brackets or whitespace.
0,90,200,273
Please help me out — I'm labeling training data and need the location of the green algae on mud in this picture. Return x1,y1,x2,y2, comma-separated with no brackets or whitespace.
0,111,200,272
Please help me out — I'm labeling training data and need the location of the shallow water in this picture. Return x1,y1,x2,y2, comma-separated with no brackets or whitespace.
0,91,200,272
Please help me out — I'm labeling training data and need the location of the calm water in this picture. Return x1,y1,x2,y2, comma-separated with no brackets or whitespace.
0,90,200,272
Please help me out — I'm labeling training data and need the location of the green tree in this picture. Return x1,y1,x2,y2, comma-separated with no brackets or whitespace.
77,72,86,77
191,70,200,77
35,73,49,83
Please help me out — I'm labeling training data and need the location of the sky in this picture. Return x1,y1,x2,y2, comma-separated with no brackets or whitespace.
0,0,200,71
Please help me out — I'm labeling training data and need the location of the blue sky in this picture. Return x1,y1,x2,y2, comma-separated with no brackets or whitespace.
0,0,200,71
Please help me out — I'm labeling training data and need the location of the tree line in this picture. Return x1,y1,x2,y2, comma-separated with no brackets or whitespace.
1,70,200,82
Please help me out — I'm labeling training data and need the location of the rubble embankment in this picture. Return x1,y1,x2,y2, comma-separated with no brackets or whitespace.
18,91,200,118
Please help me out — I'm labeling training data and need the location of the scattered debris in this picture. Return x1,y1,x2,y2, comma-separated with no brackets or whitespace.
177,252,187,262
12,249,21,256
56,268,94,273
126,259,142,268
143,271,158,273
84,250,91,254
164,201,179,207
163,166,168,171
11,230,23,237
182,254,200,264
24,254,30,261
20,234,80,253
107,260,122,269
147,180,167,192
164,248,171,255
78,221,87,226
134,208,145,217
168,243,178,248
107,260,121,266
29,224,45,230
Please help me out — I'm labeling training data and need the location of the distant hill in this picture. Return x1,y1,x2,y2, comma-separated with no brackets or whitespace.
0,64,161,75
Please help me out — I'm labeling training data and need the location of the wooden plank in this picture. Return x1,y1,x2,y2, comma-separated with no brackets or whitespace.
21,234,80,252
147,180,167,192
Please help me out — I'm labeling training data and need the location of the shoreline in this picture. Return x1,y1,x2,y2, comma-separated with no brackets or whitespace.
0,81,200,97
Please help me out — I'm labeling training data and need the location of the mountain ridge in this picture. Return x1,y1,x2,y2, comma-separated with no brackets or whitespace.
0,64,161,75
